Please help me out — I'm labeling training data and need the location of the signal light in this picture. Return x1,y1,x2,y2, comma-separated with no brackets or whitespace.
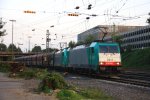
75,6,80,9
87,4,92,10
24,10,36,14
68,13,79,16
86,17,90,20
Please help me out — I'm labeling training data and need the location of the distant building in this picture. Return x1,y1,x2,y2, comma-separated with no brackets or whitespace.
78,26,101,42
105,25,150,50
77,25,141,42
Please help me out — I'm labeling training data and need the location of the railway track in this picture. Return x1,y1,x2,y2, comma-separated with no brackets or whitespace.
108,71,150,87
119,71,150,81
109,77,150,87
73,71,150,88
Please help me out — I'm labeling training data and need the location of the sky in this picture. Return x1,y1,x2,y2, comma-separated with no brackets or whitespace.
0,0,150,52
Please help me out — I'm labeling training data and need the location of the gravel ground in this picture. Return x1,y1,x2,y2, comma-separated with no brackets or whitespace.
0,73,58,100
64,74,150,100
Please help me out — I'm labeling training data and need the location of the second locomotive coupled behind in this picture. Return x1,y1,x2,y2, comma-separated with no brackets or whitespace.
14,42,122,74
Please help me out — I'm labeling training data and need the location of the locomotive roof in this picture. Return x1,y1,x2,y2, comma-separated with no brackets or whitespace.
90,42,118,47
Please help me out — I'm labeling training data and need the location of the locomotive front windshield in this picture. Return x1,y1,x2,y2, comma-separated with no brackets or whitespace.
100,45,119,53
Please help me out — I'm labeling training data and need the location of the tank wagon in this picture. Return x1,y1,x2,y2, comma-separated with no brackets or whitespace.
14,42,121,74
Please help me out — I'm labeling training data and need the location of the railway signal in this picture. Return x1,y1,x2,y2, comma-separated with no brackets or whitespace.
68,13,79,16
24,10,36,14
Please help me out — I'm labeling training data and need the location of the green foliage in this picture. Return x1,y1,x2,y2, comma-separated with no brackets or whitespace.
146,18,150,24
57,89,83,100
17,68,49,79
68,41,76,48
0,63,11,72
0,43,21,52
35,69,49,79
113,35,122,43
32,46,42,52
0,18,7,36
42,85,53,93
84,34,96,44
18,68,36,79
7,44,20,52
126,45,132,52
79,88,113,100
0,43,7,51
57,88,113,100
76,41,84,46
76,34,96,46
39,72,67,93
42,48,59,53
112,35,124,53
17,47,22,53
122,48,150,71
146,13,150,24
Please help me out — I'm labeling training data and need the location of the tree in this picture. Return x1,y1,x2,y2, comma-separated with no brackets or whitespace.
42,48,59,53
146,12,150,24
147,18,150,24
113,35,124,53
17,47,22,53
68,41,76,48
113,35,122,44
75,34,96,46
7,44,18,52
84,34,96,44
32,46,41,52
0,43,7,52
126,45,132,52
0,18,7,36
76,41,84,46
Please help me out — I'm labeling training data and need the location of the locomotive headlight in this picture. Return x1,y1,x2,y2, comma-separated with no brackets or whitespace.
116,62,120,65
100,62,103,65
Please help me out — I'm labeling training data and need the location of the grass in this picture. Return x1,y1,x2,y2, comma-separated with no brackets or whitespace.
57,88,113,100
17,68,49,79
122,48,150,71
57,89,83,100
0,63,50,79
34,68,49,79
79,88,113,100
0,63,11,72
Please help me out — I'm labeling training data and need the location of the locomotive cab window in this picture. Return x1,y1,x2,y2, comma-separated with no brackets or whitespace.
91,47,94,53
100,45,119,53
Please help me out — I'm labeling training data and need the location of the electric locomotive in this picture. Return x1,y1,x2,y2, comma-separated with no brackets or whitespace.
61,42,121,74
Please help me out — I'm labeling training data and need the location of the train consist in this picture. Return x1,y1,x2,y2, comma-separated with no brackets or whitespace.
14,42,122,74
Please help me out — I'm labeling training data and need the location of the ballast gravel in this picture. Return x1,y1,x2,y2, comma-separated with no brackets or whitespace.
65,74,150,100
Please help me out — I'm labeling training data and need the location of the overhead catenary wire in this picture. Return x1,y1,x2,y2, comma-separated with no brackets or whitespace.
97,0,150,27
115,0,129,13
1,0,150,51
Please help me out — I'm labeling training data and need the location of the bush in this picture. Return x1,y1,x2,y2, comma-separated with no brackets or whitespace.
57,89,83,100
35,69,49,79
15,67,49,79
18,68,36,79
122,48,150,71
39,72,67,93
0,63,11,72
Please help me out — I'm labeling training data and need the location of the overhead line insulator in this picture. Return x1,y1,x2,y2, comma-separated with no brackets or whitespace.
91,14,98,17
24,10,36,14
